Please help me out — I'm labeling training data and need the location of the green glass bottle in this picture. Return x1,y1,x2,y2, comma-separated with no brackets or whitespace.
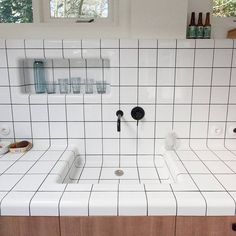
188,12,196,39
196,13,204,39
204,12,211,39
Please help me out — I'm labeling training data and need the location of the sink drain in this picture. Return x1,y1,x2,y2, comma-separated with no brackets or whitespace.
115,169,124,176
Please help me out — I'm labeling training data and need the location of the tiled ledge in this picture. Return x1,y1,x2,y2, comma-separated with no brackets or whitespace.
0,140,236,216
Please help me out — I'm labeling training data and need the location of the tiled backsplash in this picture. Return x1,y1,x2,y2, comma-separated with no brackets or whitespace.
0,39,236,155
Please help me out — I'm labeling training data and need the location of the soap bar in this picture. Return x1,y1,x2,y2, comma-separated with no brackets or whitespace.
9,141,32,153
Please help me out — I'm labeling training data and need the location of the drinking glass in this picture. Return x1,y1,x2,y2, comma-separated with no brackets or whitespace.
96,80,107,94
46,82,56,94
85,79,94,94
71,77,82,94
58,79,70,94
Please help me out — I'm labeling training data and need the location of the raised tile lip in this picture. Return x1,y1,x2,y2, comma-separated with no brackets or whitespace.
0,141,236,216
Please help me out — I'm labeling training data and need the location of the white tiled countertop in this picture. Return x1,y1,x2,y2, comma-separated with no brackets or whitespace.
1,141,236,216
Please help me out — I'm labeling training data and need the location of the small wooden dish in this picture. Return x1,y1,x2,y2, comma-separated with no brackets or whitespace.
9,141,32,154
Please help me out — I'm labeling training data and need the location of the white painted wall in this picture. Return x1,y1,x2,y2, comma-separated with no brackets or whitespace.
0,0,234,38
0,0,188,39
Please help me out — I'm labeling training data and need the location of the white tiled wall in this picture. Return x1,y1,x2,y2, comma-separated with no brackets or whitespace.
0,39,236,154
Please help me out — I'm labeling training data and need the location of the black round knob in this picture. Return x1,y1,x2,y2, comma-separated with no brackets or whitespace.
131,107,145,121
233,128,236,133
232,223,236,231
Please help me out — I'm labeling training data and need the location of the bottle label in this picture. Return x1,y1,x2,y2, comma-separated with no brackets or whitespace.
204,26,211,39
188,26,196,39
196,26,204,38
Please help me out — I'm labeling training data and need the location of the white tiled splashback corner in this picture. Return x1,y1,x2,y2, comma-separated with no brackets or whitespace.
0,39,236,154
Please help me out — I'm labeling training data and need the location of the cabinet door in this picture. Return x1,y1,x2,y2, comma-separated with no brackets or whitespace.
60,216,175,236
0,216,60,236
176,216,236,236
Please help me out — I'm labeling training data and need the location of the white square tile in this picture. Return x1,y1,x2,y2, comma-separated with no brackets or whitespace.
139,39,157,48
194,68,212,86
155,122,172,138
66,105,83,121
174,87,192,104
45,49,63,58
177,40,195,48
156,105,173,121
0,49,7,67
119,192,147,216
25,39,43,48
214,151,236,160
120,68,137,85
60,192,90,216
89,192,117,216
158,49,176,67
13,174,46,191
211,87,229,104
158,39,176,48
176,49,194,67
138,122,155,138
195,49,214,67
0,68,9,86
86,139,102,155
30,192,62,216
32,122,49,139
229,87,236,103
1,192,35,216
212,68,231,86
0,105,12,121
203,192,235,216
216,174,236,190
137,139,155,155
176,68,193,86
5,161,35,174
0,161,15,174
103,139,119,155
82,39,100,48
190,122,208,138
44,40,62,48
50,122,67,138
175,192,206,215
63,48,81,59
84,105,101,121
228,105,236,121
157,68,175,85
214,49,233,67
204,161,233,173
28,161,56,174
174,105,191,121
192,174,224,191
101,49,119,67
120,39,138,48
156,87,174,104
0,174,23,191
120,49,138,67
139,49,157,67
138,68,156,86
138,87,156,104
215,39,233,48
49,105,66,121
120,87,137,104
6,40,24,48
63,40,81,48
196,39,214,48
191,105,209,121
12,105,30,121
7,49,25,67
182,161,209,173
67,122,84,138
26,49,44,58
14,122,32,139
230,69,236,85
209,105,227,121
192,87,210,104
173,122,190,138
147,192,176,215
101,39,119,48
194,151,219,161
120,139,136,155
85,122,102,138
103,122,119,138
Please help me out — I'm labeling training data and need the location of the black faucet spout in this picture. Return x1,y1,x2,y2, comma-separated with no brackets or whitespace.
116,110,124,132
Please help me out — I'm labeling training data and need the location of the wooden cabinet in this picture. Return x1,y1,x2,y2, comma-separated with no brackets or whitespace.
0,217,60,236
60,216,176,236
176,217,236,236
1,216,236,236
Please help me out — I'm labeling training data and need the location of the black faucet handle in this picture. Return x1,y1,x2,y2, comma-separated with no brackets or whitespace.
131,107,145,126
116,110,124,117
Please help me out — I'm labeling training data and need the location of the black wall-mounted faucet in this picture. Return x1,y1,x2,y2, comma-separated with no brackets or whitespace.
116,110,124,132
